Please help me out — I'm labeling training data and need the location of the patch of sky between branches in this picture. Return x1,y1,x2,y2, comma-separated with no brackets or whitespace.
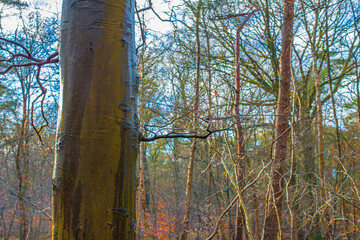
3,0,174,34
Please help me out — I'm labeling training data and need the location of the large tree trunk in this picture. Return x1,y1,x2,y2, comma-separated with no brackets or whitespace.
263,0,294,239
52,1,139,239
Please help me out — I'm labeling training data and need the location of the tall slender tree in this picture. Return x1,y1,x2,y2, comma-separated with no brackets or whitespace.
180,1,202,239
263,0,295,238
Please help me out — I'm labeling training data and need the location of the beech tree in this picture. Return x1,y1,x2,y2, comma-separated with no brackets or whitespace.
52,0,139,239
263,0,294,238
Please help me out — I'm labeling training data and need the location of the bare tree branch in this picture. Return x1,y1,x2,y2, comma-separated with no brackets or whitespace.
141,129,218,142
0,37,59,142
135,0,178,23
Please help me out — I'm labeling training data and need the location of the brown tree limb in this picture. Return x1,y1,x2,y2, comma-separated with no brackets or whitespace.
210,12,249,21
0,37,59,143
135,0,175,23
141,130,213,142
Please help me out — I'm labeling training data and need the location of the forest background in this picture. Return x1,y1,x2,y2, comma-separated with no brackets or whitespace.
0,0,359,239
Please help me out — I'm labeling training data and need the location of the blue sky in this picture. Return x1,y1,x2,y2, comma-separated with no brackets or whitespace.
1,0,173,33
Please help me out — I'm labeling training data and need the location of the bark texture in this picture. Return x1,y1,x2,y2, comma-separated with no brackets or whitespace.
52,0,139,239
263,0,294,239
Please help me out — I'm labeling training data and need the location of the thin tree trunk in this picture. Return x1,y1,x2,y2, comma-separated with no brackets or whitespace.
180,137,197,240
172,138,180,237
180,2,201,238
16,73,29,240
234,21,246,240
263,0,294,239
308,7,327,237
52,1,138,239
139,53,149,240
234,10,258,239
286,68,297,240
16,116,27,240
139,141,149,239
205,21,214,235
325,6,348,237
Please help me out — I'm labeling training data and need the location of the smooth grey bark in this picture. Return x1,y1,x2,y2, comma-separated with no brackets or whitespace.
52,1,139,239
